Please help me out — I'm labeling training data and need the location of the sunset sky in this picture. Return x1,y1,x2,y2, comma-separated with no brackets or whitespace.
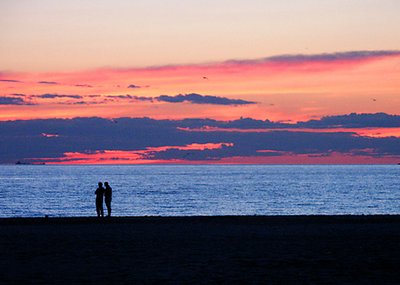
1,1,399,164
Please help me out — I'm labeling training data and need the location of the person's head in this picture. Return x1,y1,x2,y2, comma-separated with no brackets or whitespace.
104,182,109,187
98,182,103,187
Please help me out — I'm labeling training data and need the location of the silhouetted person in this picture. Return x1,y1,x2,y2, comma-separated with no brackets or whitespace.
104,182,112,217
95,182,105,217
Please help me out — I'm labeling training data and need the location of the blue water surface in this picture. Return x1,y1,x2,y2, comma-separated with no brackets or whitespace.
0,165,398,217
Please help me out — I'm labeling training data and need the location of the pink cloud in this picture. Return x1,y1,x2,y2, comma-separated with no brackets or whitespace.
37,142,234,164
41,133,59,138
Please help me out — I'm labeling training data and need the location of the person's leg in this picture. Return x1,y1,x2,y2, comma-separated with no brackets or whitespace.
96,205,100,217
106,201,111,217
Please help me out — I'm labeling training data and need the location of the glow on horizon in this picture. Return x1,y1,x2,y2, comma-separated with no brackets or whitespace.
36,150,400,165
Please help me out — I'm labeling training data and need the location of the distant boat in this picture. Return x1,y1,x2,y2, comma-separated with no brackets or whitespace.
15,161,31,165
15,161,45,165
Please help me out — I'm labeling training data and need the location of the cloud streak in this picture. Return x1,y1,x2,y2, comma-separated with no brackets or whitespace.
156,93,256,105
74,84,93,88
225,50,400,66
37,81,58,85
36,93,83,99
0,79,21,83
105,95,152,101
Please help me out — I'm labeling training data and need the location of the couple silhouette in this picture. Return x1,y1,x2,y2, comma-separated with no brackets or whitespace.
95,182,112,217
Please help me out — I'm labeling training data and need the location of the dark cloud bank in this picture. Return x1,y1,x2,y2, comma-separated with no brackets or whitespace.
0,113,399,163
156,93,256,105
298,113,400,128
0,96,32,105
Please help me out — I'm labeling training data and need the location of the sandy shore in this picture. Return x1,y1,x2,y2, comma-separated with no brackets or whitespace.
1,215,399,284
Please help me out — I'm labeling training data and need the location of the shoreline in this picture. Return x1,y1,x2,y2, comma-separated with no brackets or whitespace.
1,214,400,224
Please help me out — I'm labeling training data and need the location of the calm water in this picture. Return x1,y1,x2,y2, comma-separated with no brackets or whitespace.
0,165,398,217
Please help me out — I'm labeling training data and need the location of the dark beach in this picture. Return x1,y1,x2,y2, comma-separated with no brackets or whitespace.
1,215,399,284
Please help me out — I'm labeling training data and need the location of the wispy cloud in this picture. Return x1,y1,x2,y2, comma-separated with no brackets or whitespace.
105,95,152,101
37,81,58,85
105,95,134,99
74,84,93,88
70,101,98,105
36,93,83,99
0,79,21,83
223,50,400,66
